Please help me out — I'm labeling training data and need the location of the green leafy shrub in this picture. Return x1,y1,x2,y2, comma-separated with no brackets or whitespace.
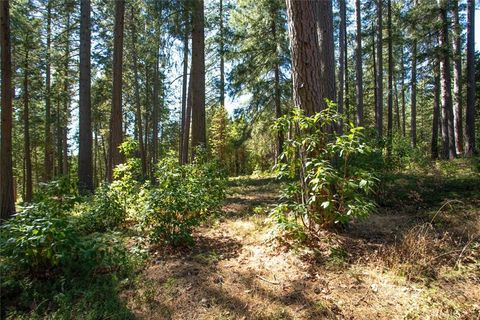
32,177,79,213
77,185,125,233
271,107,377,239
0,206,128,279
141,155,227,246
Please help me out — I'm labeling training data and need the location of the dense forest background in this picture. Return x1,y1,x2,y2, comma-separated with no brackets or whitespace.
0,0,478,201
0,0,479,318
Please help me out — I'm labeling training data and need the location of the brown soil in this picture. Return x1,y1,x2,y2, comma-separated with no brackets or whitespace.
121,177,480,320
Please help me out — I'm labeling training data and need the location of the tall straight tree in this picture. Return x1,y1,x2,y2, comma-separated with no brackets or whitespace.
375,0,383,137
62,8,72,176
451,0,463,154
78,0,93,193
400,45,406,136
465,0,476,156
0,0,15,220
130,6,146,178
438,0,456,159
355,0,364,126
285,0,322,115
219,0,225,107
410,0,417,148
23,38,33,202
317,0,336,110
190,0,206,158
387,0,393,155
44,1,53,180
182,73,193,164
108,0,125,181
271,3,284,160
338,0,346,130
180,2,189,164
431,58,440,159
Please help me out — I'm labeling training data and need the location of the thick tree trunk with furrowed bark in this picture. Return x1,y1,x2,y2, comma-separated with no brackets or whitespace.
355,0,364,126
78,0,94,193
465,0,476,156
285,0,322,115
1,0,15,221
190,0,206,159
108,0,125,181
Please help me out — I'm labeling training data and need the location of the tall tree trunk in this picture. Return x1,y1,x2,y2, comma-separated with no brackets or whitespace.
387,0,393,155
355,0,364,126
152,47,160,175
219,0,225,107
432,60,440,159
78,0,93,193
180,7,189,164
438,0,456,159
465,0,476,156
108,0,125,181
44,1,53,181
394,74,400,131
144,64,151,174
375,0,383,137
190,0,206,158
317,0,336,110
62,11,71,176
182,73,193,164
23,47,32,202
452,0,463,155
130,6,146,178
372,21,378,124
410,9,417,148
338,0,346,132
272,12,283,161
400,46,406,137
0,0,15,220
285,0,322,115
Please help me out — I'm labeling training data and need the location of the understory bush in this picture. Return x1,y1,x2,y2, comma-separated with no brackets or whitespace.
271,107,377,240
141,154,227,246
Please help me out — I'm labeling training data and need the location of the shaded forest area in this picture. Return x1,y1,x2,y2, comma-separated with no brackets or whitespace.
0,0,479,319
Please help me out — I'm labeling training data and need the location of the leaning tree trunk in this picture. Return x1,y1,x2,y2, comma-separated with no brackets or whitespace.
465,0,476,156
0,0,15,220
438,0,456,160
355,0,364,126
78,0,93,193
190,0,206,159
108,0,125,181
285,0,322,115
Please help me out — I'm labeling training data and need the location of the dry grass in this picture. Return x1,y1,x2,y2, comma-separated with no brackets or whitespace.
121,174,480,319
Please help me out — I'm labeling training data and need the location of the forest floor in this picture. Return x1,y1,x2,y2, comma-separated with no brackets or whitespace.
122,168,480,319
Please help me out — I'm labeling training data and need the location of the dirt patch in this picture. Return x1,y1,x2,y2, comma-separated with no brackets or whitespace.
122,176,480,319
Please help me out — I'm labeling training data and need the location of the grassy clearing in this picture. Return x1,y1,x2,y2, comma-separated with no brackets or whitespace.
121,160,479,319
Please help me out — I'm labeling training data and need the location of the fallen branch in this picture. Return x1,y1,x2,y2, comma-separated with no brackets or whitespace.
256,275,281,285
